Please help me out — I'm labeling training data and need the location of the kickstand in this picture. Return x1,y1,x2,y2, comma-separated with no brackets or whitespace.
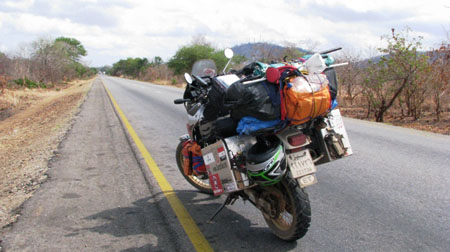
208,193,237,223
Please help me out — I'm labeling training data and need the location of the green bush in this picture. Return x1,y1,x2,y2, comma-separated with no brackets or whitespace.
167,44,246,75
13,78,47,89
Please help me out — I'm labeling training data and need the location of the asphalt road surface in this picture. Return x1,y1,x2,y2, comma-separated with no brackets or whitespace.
2,76,450,251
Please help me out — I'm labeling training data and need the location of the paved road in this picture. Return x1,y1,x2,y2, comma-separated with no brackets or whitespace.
2,76,450,251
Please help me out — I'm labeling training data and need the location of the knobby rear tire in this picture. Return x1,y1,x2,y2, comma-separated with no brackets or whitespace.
175,141,213,194
263,177,311,241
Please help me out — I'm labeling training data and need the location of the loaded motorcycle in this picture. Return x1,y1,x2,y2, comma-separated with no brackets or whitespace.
174,48,352,241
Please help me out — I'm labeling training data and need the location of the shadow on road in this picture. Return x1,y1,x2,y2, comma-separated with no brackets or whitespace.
72,190,298,251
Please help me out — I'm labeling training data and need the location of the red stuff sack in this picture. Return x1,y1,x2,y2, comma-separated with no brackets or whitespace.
182,141,206,176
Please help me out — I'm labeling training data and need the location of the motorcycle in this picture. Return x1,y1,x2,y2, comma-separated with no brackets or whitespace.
174,48,352,241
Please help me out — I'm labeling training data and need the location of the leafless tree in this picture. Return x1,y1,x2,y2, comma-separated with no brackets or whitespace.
190,34,211,46
297,39,320,53
428,42,450,121
0,53,9,93
335,51,364,105
142,65,166,82
280,41,304,62
250,42,281,62
30,38,75,84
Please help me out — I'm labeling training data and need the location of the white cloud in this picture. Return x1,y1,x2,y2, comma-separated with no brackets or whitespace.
0,43,8,52
1,0,35,10
0,0,448,66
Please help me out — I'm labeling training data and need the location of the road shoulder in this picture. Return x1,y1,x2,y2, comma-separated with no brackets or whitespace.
1,78,179,251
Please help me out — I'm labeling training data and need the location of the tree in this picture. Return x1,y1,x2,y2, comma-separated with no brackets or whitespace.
168,44,216,74
428,42,450,121
151,56,163,66
0,52,9,92
190,34,211,47
141,64,173,82
0,52,8,75
335,52,364,105
0,37,91,87
110,57,150,78
31,37,71,83
362,28,429,122
281,41,305,62
54,37,87,62
250,43,282,63
168,42,246,75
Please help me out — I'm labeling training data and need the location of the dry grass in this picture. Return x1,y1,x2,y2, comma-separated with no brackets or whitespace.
0,78,93,229
152,79,186,88
339,106,450,135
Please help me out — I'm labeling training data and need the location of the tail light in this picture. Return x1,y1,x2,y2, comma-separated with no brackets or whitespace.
288,133,307,146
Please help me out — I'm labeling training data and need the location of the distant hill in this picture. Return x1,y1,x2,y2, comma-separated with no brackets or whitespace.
358,51,430,68
231,42,308,61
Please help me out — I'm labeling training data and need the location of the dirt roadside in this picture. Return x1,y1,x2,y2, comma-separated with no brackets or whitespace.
0,78,93,229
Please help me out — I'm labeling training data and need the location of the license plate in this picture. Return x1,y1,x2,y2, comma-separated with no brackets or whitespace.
287,149,316,179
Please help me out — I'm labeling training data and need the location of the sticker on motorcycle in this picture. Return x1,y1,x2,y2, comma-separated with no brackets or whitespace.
298,174,317,188
203,153,215,165
217,146,227,161
209,173,224,196
328,109,353,155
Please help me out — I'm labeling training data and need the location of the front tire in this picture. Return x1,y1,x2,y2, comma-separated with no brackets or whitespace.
263,177,311,241
175,141,213,194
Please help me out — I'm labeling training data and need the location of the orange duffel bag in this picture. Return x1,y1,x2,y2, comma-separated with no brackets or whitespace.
283,74,331,125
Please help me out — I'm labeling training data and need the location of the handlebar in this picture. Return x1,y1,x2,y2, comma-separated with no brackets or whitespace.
174,98,190,104
319,47,342,54
192,74,208,87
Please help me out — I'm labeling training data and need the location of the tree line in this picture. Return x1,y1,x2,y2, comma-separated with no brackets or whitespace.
0,37,97,90
104,38,246,84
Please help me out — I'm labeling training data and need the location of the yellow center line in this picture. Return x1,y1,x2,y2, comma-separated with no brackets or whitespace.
103,83,213,252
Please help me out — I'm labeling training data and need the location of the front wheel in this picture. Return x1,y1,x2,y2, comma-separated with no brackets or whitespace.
175,141,213,194
263,177,311,241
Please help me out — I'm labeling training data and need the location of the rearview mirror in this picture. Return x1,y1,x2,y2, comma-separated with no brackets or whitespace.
224,48,234,59
223,48,234,74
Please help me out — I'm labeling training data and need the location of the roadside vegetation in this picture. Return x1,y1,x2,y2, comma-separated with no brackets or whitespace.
103,36,246,85
104,29,449,134
0,37,96,120
0,37,96,90
334,29,449,134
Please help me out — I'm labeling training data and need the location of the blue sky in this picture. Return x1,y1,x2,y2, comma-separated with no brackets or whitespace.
1,0,449,66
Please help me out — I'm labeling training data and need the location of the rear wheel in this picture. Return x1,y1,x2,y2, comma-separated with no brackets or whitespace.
175,141,213,194
263,177,311,241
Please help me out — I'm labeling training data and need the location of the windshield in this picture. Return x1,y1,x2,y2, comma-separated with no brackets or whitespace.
191,59,217,77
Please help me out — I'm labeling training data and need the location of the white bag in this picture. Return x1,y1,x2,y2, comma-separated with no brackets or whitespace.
305,53,326,74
